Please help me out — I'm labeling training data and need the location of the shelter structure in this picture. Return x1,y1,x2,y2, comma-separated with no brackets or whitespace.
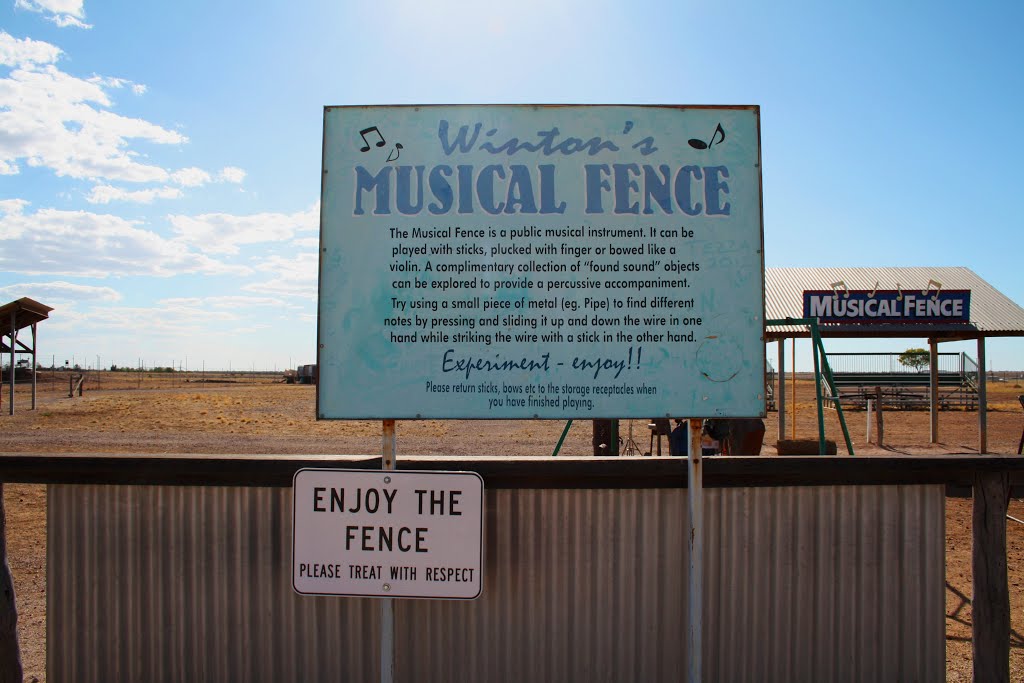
0,297,53,415
765,267,1024,453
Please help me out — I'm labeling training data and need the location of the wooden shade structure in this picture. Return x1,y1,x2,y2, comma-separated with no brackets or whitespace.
0,297,53,415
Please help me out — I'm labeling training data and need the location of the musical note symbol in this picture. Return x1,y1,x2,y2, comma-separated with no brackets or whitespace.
895,283,903,301
830,280,849,301
922,279,942,301
867,281,879,298
688,123,725,150
386,143,404,163
358,126,386,152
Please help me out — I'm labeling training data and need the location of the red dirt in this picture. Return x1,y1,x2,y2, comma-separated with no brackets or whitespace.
1,373,1023,681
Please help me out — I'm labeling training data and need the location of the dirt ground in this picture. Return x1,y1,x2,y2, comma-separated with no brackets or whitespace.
1,371,1023,681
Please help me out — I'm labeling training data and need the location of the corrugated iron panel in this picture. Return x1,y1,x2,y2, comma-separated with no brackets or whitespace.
766,266,1024,335
47,485,378,683
704,485,945,682
48,483,944,682
395,488,688,682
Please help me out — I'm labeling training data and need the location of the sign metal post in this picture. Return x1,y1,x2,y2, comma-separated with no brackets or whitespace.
687,418,703,683
381,419,395,683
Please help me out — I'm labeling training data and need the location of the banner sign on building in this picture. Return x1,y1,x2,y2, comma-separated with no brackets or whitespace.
318,105,766,419
802,289,971,324
293,469,484,600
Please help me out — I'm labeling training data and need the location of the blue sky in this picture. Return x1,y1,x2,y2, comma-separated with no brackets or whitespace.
1,0,1022,372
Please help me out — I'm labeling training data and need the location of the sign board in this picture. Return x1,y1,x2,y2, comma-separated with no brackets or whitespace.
318,105,765,419
292,468,484,599
803,289,971,324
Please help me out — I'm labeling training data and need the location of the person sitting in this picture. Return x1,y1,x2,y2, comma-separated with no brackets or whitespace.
703,418,765,455
669,419,689,457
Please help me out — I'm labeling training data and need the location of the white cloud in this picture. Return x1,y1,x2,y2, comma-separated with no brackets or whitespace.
0,31,62,67
87,75,147,94
85,164,244,203
244,251,318,300
81,305,219,335
168,204,319,255
217,166,246,183
0,203,250,277
170,167,212,187
0,280,121,302
0,32,188,182
14,0,91,29
159,295,285,309
86,184,183,204
84,163,245,204
0,198,29,215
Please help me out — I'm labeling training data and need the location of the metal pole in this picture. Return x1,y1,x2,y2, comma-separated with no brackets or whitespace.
811,336,826,454
687,418,703,683
381,419,396,683
551,420,573,457
812,327,854,456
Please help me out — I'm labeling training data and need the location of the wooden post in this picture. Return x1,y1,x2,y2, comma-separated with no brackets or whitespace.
874,386,884,447
929,338,939,444
973,471,1010,683
866,399,872,443
0,485,24,683
7,312,13,417
29,324,37,411
592,420,617,456
790,337,796,439
777,339,786,442
978,338,988,454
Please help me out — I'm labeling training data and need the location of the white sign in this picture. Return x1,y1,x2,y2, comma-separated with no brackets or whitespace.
317,104,766,419
292,468,484,599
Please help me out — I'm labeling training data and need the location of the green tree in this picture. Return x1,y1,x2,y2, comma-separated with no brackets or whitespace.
898,348,930,372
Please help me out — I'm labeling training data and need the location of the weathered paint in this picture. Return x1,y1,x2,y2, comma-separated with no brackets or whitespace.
318,105,765,419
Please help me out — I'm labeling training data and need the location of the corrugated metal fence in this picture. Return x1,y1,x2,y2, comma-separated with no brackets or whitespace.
48,483,944,682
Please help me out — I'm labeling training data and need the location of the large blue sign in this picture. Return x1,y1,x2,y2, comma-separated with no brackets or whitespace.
318,105,765,419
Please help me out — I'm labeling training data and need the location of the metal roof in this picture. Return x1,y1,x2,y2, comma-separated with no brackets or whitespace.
0,297,53,333
765,267,1024,339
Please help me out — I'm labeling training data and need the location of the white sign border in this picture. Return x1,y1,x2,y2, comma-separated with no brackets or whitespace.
316,104,767,421
291,467,485,600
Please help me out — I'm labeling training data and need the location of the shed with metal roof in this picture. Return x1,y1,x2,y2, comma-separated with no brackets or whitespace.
763,267,1024,453
1,297,54,414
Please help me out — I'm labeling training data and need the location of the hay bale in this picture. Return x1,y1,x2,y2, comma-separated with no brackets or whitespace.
776,438,837,455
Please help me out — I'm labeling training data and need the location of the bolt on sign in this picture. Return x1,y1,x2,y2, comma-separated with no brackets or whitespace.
317,105,766,419
292,469,484,599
